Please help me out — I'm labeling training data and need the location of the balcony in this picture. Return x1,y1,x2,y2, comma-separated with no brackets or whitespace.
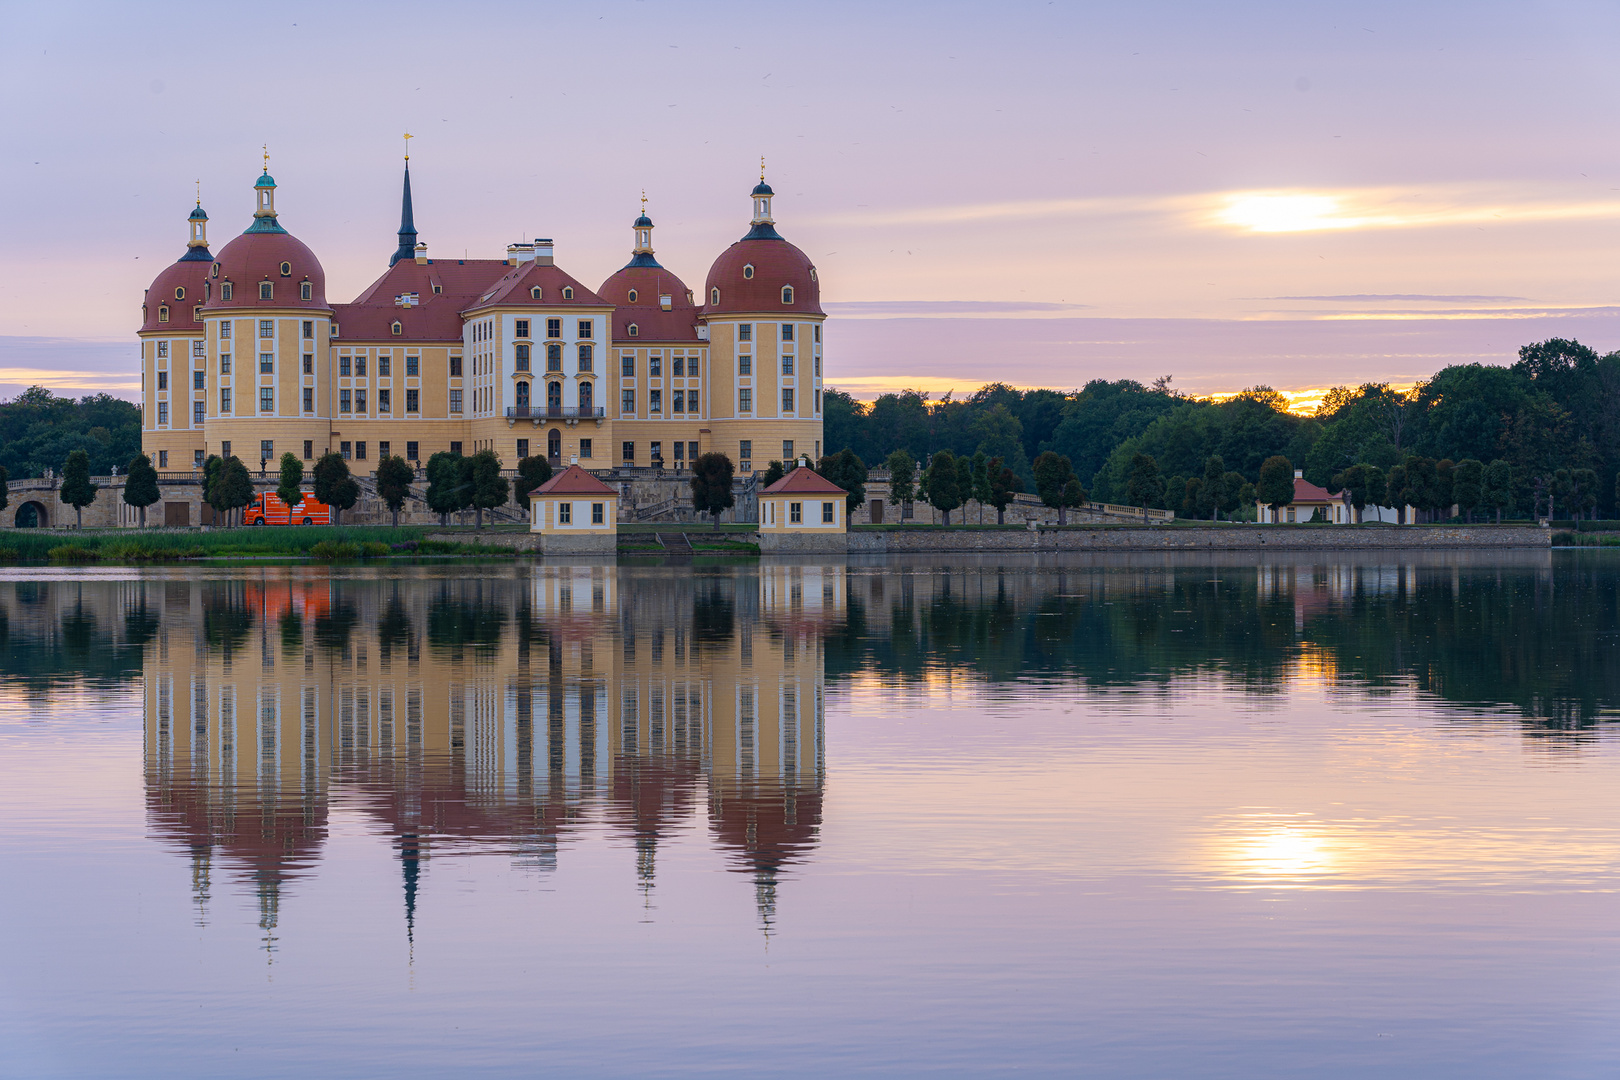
505,405,606,424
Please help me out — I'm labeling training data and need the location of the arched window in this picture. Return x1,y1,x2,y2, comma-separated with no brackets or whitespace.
221,283,233,301
300,281,312,300
530,286,542,299
391,321,402,336
211,263,220,278
547,343,562,371
280,262,292,277
627,289,638,303
515,381,530,408
259,282,273,300
561,286,573,300
742,264,754,280
809,266,818,282
579,381,593,412
578,343,593,367
548,381,562,409
175,286,185,300
710,287,720,305
781,285,794,304
627,323,639,337
159,306,169,323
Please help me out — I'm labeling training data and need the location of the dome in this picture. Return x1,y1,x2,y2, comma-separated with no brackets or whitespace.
751,181,774,197
633,213,653,228
598,263,699,342
703,237,822,317
204,229,328,310
188,206,209,221
140,257,212,333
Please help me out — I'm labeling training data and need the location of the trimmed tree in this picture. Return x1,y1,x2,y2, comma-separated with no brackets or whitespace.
313,452,359,526
1384,462,1410,524
969,450,990,524
988,456,1021,524
1062,476,1088,519
883,449,917,522
218,456,255,527
1202,455,1227,520
816,448,868,514
1033,450,1078,524
922,449,965,525
201,454,223,524
1482,459,1514,523
60,449,98,529
1452,459,1484,523
1125,452,1165,525
1256,455,1295,523
276,452,304,513
691,451,736,529
513,455,554,511
376,454,416,527
425,451,467,525
1333,464,1371,524
1219,471,1247,521
760,460,787,489
462,449,509,529
123,453,161,528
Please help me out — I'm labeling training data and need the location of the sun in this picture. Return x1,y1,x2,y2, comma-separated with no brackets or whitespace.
1217,192,1360,234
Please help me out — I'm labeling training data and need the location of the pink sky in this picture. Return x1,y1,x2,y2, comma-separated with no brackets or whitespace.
4,1,1620,401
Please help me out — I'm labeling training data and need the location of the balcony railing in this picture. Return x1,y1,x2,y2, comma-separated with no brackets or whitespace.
505,405,605,420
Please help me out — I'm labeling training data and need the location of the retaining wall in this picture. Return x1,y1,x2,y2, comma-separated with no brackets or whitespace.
846,524,1550,553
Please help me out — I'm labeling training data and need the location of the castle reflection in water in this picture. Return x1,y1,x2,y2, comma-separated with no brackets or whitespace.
139,564,837,948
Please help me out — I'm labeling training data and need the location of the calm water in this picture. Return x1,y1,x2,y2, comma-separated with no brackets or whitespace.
3,553,1620,1078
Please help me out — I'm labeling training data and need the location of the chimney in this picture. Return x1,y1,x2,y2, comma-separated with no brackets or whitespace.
414,242,428,265
534,238,554,267
659,293,673,311
507,242,535,266
1294,469,1303,479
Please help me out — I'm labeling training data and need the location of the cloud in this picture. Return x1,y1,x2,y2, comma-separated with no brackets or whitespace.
1262,294,1533,304
824,300,1091,318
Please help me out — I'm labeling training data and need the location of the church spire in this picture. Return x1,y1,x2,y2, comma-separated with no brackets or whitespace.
391,135,418,267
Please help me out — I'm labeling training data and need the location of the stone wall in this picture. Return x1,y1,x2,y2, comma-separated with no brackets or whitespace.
846,524,1550,553
757,532,849,554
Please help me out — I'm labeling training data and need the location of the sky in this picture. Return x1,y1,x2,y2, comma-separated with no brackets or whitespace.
5,0,1620,405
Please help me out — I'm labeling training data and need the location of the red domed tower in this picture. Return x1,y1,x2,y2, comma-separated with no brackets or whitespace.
700,174,826,473
138,197,217,474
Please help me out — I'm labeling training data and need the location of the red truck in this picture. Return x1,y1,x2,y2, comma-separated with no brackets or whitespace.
246,492,332,526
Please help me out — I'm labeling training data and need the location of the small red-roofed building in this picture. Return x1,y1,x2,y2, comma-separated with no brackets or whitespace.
1258,471,1354,523
759,463,848,552
530,464,618,551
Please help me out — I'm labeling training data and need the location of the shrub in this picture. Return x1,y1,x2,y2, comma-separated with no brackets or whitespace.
48,544,100,563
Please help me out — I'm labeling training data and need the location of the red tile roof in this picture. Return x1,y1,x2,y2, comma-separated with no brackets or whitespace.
140,258,212,333
202,230,328,311
536,464,617,496
597,264,702,343
1294,477,1342,502
466,262,611,311
702,237,824,317
337,259,508,342
762,465,844,495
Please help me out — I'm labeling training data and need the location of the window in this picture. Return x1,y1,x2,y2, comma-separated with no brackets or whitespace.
194,449,205,467
259,282,273,300
782,388,794,413
221,283,232,300
279,261,291,277
739,439,752,462
622,441,635,462
783,441,794,459
259,320,273,338
260,440,275,463
621,354,635,377
406,389,419,413
621,389,635,414
259,387,274,413
592,503,604,524
157,370,168,390
743,263,755,279
649,356,662,377
546,343,563,371
627,288,638,303
673,442,685,462
450,389,462,413
783,355,794,375
814,354,821,376
651,441,663,463
450,441,463,456
580,438,592,459
340,441,351,460
450,356,462,376
673,390,685,413
174,286,186,301
814,324,822,343
157,450,168,468
710,287,720,305
157,402,169,424
650,389,662,413
406,355,419,377
354,389,366,414
300,282,312,301
739,388,752,412
159,306,170,323
157,341,169,359
340,389,352,413
378,355,391,377
627,323,638,337
339,356,351,377
378,389,391,413
739,323,752,342
301,320,313,339
815,388,822,413
193,401,205,425
516,319,531,338
221,441,231,458
782,285,794,304
578,343,593,370
302,354,313,374
406,441,419,460
220,388,232,413
546,318,562,338
220,354,231,373
562,287,574,300
355,442,367,461
220,321,232,339
194,306,203,321
355,356,366,377
516,439,529,459
739,355,752,375
530,286,542,300
379,441,392,460
302,387,313,412
823,501,835,523
193,370,205,390
672,356,684,377
577,319,592,340
390,321,401,336
559,502,572,524
260,353,273,374
790,502,803,524
781,323,794,342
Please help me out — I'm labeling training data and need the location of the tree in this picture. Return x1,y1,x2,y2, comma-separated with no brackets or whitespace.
313,452,359,525
1257,455,1294,523
1570,467,1599,521
760,460,786,489
691,451,736,528
217,456,254,527
376,454,416,527
1181,476,1205,519
816,448,868,514
921,449,965,525
1201,455,1229,519
1124,452,1165,524
1384,463,1409,524
1333,464,1371,524
425,451,467,525
884,449,917,521
1451,459,1483,523
1219,471,1247,521
0,464,9,516
276,452,304,511
1482,459,1513,523
988,456,1021,524
461,449,509,528
1062,477,1088,519
123,452,160,527
513,455,553,510
60,448,98,528
1032,451,1080,524
969,450,991,524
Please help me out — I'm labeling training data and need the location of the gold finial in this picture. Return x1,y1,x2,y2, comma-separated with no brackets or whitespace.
196,178,201,208
262,144,269,173
760,155,766,182
641,189,647,215
403,132,413,162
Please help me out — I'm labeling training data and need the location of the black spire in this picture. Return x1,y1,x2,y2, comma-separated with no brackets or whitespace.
390,161,418,267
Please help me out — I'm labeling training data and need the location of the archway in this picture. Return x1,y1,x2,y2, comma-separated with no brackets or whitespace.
15,501,48,528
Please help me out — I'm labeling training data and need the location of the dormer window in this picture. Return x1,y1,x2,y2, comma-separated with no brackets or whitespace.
391,321,402,336
159,306,169,323
781,285,795,304
193,306,202,321
280,262,292,277
221,283,233,301
259,282,273,300
711,287,720,305
743,264,755,280
627,289,638,303
628,323,639,337
530,286,542,299
300,281,312,301
174,286,185,300
561,286,574,300
432,283,442,294
211,263,220,278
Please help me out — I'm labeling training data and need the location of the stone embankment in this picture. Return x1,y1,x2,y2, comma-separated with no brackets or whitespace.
845,524,1550,553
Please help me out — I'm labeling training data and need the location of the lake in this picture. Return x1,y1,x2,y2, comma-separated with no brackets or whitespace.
3,552,1619,1078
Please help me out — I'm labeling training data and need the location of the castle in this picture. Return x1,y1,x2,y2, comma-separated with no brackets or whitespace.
138,154,826,478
